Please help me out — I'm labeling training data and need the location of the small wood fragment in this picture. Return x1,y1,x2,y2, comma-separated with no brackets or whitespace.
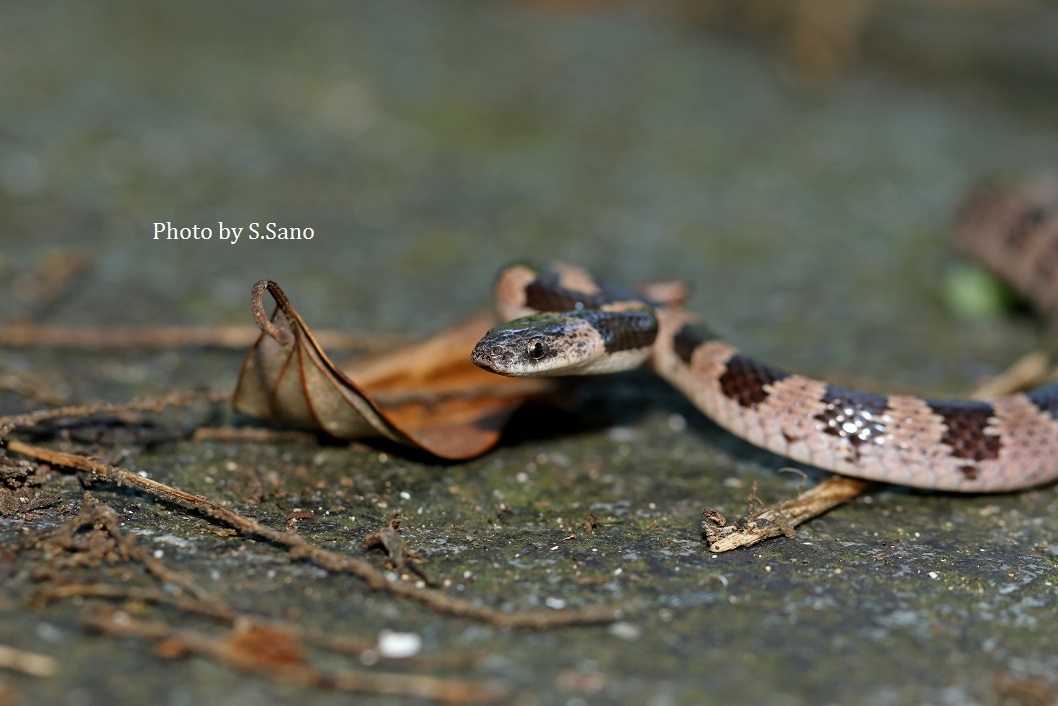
0,390,229,439
83,608,507,704
0,323,403,352
969,351,1051,400
191,427,318,443
0,645,57,678
582,513,599,533
702,475,873,553
363,520,408,568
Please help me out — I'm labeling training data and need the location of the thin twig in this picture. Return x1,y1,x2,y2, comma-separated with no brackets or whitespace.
190,427,319,443
0,324,406,352
0,390,230,439
30,583,234,621
701,476,873,553
12,249,94,324
83,608,506,704
969,351,1051,399
6,440,617,629
0,644,57,677
30,582,480,669
76,495,225,607
0,373,68,406
23,504,466,671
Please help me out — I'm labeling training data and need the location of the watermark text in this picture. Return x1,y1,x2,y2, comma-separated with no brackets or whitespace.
152,221,314,245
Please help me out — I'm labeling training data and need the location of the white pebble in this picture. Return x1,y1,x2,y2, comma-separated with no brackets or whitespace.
608,622,641,641
377,630,422,659
667,414,686,432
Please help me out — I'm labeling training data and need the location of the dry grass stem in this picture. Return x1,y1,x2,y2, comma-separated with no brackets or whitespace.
0,645,57,678
83,609,507,704
190,427,319,443
0,390,230,438
702,476,873,553
969,351,1051,399
0,324,405,352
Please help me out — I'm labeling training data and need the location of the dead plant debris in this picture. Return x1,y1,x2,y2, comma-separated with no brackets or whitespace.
0,323,406,352
84,607,507,704
583,513,599,533
0,644,57,678
14,494,507,703
7,436,616,629
0,379,616,702
701,476,873,553
7,487,594,703
232,279,556,459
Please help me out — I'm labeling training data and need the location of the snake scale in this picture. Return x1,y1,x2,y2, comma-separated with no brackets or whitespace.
471,179,1058,492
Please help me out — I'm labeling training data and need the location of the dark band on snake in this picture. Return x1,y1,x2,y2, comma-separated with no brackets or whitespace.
814,386,889,447
589,310,658,354
524,279,600,313
717,354,791,409
929,403,1002,462
672,323,711,364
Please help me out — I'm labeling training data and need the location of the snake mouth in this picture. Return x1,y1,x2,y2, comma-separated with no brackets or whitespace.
473,342,518,374
470,345,492,371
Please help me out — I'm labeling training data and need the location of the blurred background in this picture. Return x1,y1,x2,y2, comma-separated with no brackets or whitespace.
2,0,1058,388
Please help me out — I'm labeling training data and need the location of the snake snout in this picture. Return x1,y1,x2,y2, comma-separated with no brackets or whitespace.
470,342,502,372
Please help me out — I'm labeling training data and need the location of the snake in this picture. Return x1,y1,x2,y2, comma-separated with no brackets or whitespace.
470,178,1058,492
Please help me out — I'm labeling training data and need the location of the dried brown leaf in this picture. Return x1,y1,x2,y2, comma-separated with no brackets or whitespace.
224,623,306,669
232,280,554,459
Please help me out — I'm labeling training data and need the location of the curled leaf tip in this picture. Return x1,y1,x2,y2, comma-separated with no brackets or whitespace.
250,280,286,342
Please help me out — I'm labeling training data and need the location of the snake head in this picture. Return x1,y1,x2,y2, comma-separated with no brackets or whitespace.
472,313,591,377
472,309,657,377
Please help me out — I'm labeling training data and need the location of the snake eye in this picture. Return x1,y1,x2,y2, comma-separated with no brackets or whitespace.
526,338,547,360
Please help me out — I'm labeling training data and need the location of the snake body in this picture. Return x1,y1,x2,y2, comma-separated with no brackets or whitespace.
471,180,1058,492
